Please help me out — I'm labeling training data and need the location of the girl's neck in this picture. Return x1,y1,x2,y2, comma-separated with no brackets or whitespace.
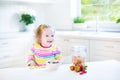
39,43,51,48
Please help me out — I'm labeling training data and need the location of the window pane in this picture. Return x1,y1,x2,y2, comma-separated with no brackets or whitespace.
81,0,120,22
82,5,108,21
109,5,120,21
79,0,120,32
110,0,120,5
82,0,106,5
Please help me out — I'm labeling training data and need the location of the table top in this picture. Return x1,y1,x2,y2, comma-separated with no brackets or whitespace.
0,60,120,80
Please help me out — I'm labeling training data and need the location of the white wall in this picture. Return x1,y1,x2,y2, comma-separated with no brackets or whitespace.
0,0,72,32
0,3,46,32
44,0,72,30
0,4,20,32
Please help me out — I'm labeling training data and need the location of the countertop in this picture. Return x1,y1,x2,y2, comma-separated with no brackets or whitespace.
1,31,120,41
0,60,120,80
55,31,120,41
0,32,34,39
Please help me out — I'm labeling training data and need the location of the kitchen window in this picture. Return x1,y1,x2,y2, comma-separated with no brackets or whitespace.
71,0,120,32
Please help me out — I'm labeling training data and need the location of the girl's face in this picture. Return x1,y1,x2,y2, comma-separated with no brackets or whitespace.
41,28,55,47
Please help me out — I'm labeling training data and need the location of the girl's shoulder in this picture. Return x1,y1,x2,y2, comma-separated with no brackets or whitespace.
32,43,42,48
50,44,58,50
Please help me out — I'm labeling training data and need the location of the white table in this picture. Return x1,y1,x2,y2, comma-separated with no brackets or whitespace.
0,60,120,80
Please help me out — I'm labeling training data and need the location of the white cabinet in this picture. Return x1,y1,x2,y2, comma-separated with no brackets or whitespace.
55,37,90,63
90,40,120,61
0,34,33,68
55,31,120,62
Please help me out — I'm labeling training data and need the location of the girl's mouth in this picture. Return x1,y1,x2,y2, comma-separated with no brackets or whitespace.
47,41,53,43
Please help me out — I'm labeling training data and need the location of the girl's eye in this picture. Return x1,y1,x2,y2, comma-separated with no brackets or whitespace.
46,35,49,37
51,35,54,37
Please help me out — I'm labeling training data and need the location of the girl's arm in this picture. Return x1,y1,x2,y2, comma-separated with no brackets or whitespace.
54,48,62,61
27,48,36,66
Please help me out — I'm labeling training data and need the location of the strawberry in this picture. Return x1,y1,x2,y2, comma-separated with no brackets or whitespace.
79,65,83,71
80,70,87,75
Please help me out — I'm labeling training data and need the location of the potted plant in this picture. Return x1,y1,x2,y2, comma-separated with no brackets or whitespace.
116,18,120,23
74,17,85,23
73,17,87,30
19,13,36,31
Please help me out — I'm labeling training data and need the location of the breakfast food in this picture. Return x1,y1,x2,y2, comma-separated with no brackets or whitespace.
70,56,87,75
70,66,75,71
48,61,59,64
47,60,60,70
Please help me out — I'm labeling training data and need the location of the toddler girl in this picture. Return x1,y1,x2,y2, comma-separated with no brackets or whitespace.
27,24,62,67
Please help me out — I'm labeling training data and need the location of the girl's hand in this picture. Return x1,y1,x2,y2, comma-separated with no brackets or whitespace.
28,61,36,66
53,60,59,63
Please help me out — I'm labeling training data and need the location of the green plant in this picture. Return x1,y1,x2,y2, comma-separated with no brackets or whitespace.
73,17,85,23
20,13,35,25
116,18,120,23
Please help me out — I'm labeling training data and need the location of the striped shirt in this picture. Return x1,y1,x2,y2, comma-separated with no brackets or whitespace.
28,43,62,67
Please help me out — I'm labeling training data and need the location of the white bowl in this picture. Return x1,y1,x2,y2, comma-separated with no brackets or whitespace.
47,62,60,71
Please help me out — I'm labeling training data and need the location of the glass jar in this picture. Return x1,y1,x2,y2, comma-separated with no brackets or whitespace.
71,45,87,65
71,45,87,57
